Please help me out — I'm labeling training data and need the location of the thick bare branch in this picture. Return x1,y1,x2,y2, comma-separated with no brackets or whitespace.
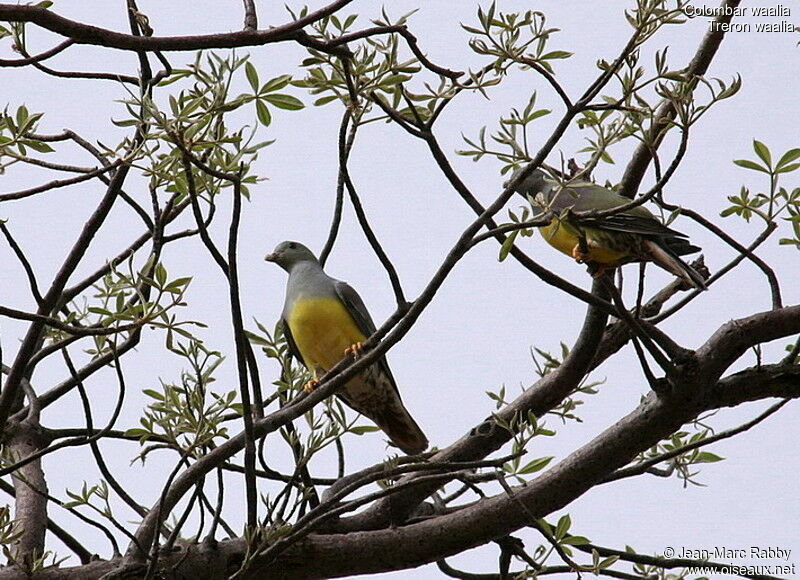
0,2,354,53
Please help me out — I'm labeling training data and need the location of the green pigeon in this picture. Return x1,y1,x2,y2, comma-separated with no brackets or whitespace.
265,241,428,455
509,168,707,289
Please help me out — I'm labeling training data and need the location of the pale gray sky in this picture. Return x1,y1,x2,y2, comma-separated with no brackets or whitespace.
1,1,798,578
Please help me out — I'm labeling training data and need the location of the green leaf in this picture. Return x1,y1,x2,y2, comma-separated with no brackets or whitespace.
518,455,553,474
695,451,724,463
498,230,518,262
561,535,590,546
555,514,571,539
776,148,800,170
381,73,412,87
115,292,125,314
21,140,54,153
142,389,164,400
111,118,140,127
242,139,275,154
263,94,304,111
541,50,573,60
343,14,358,29
753,140,771,168
314,95,339,106
164,276,192,293
124,428,150,439
662,71,687,82
155,262,167,287
733,159,769,173
776,163,800,174
255,99,271,126
245,61,259,92
218,97,249,113
598,555,620,569
15,105,29,128
259,74,292,93
168,94,180,116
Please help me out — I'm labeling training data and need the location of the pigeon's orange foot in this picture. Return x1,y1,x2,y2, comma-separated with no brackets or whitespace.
571,244,590,264
303,378,320,393
344,342,364,357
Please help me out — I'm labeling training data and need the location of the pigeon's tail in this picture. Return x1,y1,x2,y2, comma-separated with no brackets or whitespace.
662,236,701,257
375,403,429,455
340,368,429,455
646,240,708,290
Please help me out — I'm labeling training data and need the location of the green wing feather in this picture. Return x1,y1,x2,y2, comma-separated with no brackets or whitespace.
282,318,303,364
548,182,696,244
333,280,401,397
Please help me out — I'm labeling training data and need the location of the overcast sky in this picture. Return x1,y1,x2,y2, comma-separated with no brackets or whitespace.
1,1,799,578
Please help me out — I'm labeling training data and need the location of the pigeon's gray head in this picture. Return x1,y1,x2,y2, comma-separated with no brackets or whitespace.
506,167,552,198
265,241,318,271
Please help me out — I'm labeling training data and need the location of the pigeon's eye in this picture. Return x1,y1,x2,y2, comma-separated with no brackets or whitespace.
289,242,296,249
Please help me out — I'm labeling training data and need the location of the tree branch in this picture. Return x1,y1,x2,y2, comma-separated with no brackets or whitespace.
619,0,744,196
0,2,354,54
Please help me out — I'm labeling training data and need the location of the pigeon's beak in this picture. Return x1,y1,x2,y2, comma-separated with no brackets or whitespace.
264,251,279,263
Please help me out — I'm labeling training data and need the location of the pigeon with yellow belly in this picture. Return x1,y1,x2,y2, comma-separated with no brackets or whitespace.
266,241,428,455
509,168,707,290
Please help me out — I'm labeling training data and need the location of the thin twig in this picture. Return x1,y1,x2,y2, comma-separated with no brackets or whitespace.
0,159,123,202
661,202,782,309
0,39,74,66
329,24,462,79
223,170,258,531
18,44,138,83
603,398,791,483
600,275,675,378
496,475,583,572
339,127,408,306
650,223,776,323
242,0,257,30
319,111,351,266
0,222,43,305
